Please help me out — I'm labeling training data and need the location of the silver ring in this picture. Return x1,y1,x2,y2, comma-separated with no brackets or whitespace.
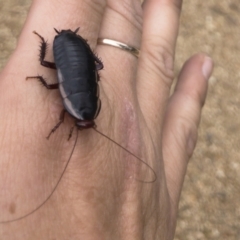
97,38,140,58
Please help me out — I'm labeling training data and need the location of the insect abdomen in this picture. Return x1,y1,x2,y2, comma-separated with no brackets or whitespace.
53,30,99,121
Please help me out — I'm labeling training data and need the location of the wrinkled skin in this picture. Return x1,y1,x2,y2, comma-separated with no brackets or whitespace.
0,0,213,239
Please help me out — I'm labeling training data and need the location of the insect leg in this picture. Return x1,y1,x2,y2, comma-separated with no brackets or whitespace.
94,55,103,70
26,76,59,89
94,99,101,119
47,109,66,139
33,31,56,69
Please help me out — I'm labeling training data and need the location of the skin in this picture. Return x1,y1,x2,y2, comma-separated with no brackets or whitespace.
0,0,213,239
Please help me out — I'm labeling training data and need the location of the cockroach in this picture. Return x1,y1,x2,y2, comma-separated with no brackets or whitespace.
0,28,156,223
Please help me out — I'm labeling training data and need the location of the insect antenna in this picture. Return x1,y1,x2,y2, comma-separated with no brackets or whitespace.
0,130,79,224
92,128,157,183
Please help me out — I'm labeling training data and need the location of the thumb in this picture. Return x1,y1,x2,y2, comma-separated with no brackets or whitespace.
162,53,213,210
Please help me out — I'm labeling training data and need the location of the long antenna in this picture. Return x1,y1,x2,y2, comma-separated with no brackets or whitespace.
92,128,157,183
0,130,79,224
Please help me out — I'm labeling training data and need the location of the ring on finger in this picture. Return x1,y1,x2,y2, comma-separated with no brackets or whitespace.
97,38,140,58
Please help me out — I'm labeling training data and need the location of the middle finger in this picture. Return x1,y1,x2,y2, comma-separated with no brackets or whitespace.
137,0,183,138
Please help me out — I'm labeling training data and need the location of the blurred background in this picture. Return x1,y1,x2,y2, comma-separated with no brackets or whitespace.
0,0,240,239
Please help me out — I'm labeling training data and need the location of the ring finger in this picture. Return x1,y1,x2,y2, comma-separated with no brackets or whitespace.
97,0,142,101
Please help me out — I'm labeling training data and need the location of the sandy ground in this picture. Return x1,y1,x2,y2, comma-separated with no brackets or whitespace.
1,0,240,239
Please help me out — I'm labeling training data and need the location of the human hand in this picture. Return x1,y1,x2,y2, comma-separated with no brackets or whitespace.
0,0,213,239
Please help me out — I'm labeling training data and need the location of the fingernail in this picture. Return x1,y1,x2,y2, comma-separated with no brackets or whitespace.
202,56,213,80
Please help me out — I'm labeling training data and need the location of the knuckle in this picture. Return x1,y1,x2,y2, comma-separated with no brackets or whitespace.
173,116,198,160
195,91,206,108
142,38,175,87
183,88,206,109
107,0,143,30
85,0,106,12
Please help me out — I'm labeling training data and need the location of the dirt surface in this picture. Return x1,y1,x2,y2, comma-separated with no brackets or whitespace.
0,0,240,239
